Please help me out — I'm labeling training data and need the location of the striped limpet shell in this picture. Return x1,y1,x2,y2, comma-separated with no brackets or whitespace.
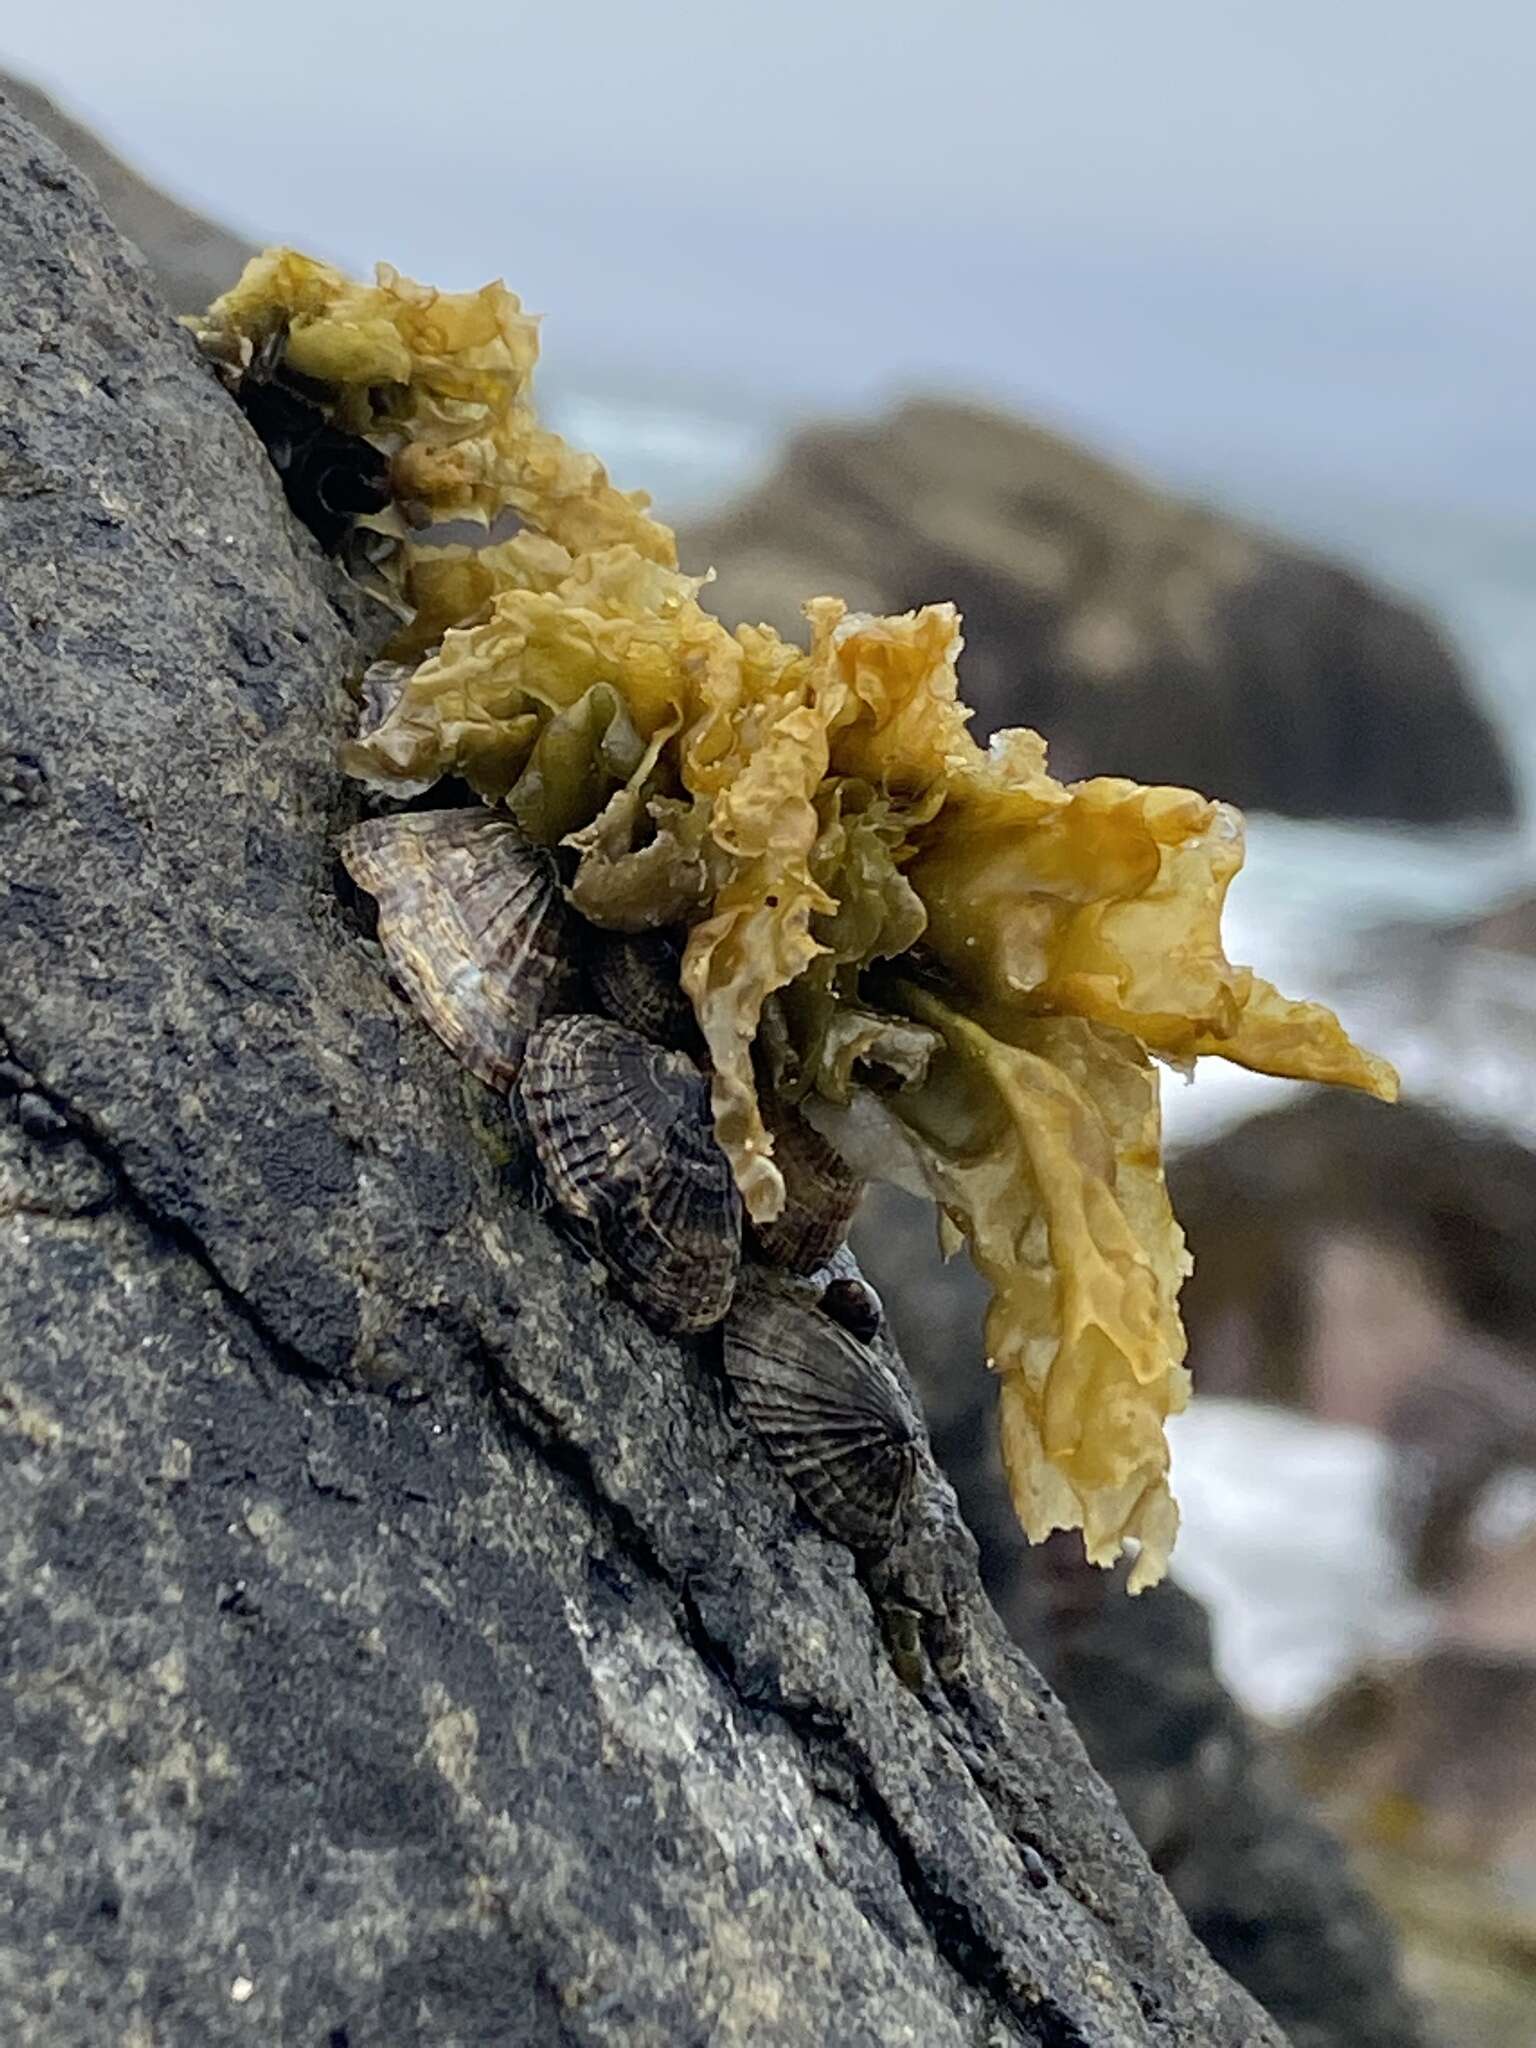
519,1014,742,1334
587,926,699,1053
341,808,580,1093
751,1100,866,1275
722,1272,917,1551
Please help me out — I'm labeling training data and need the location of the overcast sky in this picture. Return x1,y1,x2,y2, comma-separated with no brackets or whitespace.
7,2,1533,510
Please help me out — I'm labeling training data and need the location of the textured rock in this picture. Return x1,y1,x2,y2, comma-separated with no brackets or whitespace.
1169,1094,1536,1413
853,1185,1437,2048
682,399,1514,826
1024,1554,1439,2048
0,95,1281,2048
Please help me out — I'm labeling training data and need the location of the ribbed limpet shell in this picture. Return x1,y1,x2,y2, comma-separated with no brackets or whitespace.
519,1014,742,1333
588,927,698,1053
751,1101,866,1275
341,808,580,1092
723,1274,917,1550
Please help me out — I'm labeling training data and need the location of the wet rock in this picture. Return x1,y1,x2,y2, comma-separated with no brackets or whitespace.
1446,893,1536,959
0,92,1283,2048
1169,1093,1536,1414
1022,1552,1437,2048
1293,1665,1536,2048
683,399,1514,825
1167,1088,1536,2038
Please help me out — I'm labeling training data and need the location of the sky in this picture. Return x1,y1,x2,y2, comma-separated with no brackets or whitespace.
6,2,1534,513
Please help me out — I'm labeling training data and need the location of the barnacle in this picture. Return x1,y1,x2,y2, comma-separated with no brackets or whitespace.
200,249,1399,1591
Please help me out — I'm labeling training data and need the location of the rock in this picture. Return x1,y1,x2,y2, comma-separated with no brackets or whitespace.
1022,1553,1438,2048
1167,1084,1536,2039
1168,1093,1536,1413
0,69,257,311
1165,1092,1536,1648
0,93,1285,2048
1448,893,1536,958
1293,1664,1536,2048
852,1194,1436,2048
681,400,1514,826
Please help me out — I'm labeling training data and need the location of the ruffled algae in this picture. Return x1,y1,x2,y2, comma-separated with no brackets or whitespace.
194,250,1397,1590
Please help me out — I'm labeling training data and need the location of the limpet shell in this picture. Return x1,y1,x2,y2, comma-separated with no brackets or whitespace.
723,1275,917,1550
588,927,698,1053
751,1102,866,1275
520,1014,742,1333
341,808,580,1092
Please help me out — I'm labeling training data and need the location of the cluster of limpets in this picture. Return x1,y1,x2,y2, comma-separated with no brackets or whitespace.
342,806,918,1557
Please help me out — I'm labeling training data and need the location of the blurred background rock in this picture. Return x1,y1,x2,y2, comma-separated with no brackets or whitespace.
682,400,1513,827
8,7,1534,2038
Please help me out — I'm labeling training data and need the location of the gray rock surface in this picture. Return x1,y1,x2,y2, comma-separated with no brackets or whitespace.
682,400,1515,827
854,1191,1437,2048
0,96,1282,2048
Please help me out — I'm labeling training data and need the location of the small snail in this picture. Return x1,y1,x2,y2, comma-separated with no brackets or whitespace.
519,1014,742,1335
817,1276,883,1344
722,1273,918,1553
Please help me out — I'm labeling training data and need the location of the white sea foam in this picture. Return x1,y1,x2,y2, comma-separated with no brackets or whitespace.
1167,1399,1437,1722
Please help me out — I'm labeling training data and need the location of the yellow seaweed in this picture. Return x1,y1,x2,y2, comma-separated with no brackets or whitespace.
910,761,1399,1100
198,250,1400,1590
192,248,674,562
885,986,1190,1590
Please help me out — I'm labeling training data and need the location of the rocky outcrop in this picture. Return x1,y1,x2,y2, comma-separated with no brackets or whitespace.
0,69,256,311
1167,1093,1536,1416
1021,1551,1438,2048
1169,1085,1536,2043
682,400,1515,826
0,93,1294,2048
852,1185,1435,2048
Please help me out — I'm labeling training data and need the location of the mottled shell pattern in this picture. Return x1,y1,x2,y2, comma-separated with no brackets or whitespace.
586,927,699,1054
520,1014,743,1335
340,809,579,1093
343,808,875,1371
722,1274,918,1551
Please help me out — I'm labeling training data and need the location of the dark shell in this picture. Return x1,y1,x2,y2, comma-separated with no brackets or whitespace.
588,927,699,1053
818,1276,883,1343
750,1103,866,1274
341,809,580,1092
722,1279,917,1550
519,1015,742,1333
